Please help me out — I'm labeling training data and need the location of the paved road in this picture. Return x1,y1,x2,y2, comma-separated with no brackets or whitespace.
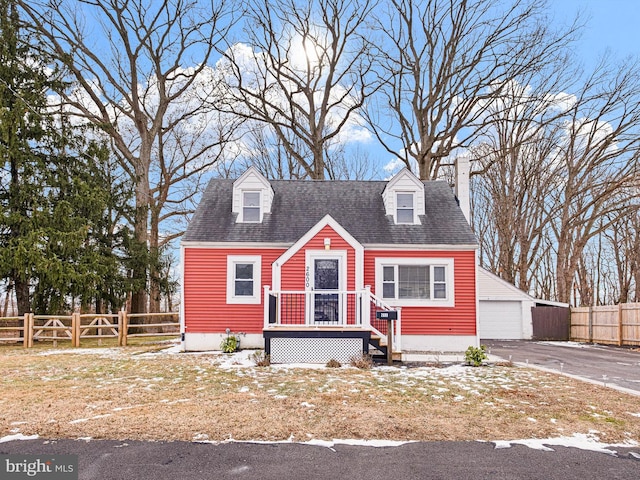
484,340,640,393
1,439,639,480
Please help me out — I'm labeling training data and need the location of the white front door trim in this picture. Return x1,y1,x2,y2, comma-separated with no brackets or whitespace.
306,250,347,325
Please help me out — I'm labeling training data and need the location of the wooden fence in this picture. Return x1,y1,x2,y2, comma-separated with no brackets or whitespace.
571,303,640,346
0,312,179,348
532,306,570,341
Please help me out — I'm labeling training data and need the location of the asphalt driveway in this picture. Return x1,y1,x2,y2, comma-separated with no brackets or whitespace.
484,340,640,394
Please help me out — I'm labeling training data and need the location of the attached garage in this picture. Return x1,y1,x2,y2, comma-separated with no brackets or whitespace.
478,268,533,340
476,268,569,340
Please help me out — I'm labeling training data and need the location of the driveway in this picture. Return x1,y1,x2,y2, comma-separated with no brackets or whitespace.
484,340,640,394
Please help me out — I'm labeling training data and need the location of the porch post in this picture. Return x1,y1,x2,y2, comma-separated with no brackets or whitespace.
263,286,271,329
362,286,371,329
305,291,312,326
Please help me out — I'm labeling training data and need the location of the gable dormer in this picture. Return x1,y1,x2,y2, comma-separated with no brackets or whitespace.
232,166,274,223
382,168,425,225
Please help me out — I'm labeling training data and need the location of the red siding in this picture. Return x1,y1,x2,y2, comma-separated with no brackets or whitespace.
184,242,477,337
183,248,285,334
364,250,477,336
281,225,356,291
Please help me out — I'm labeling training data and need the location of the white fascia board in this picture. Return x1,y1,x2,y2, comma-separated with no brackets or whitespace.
382,167,423,193
363,243,478,251
477,267,535,301
273,215,365,290
180,241,291,249
477,267,568,306
534,299,571,308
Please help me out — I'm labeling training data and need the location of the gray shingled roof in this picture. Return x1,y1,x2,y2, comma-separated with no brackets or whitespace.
182,178,477,246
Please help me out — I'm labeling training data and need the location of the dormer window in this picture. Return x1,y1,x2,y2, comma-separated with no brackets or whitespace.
232,166,273,224
382,168,424,225
396,193,414,224
242,191,261,222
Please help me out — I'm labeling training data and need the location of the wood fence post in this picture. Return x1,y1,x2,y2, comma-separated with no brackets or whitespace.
27,313,34,348
22,313,29,348
72,313,81,347
71,313,76,347
121,310,128,346
117,311,123,347
77,313,82,347
588,306,593,343
618,303,624,347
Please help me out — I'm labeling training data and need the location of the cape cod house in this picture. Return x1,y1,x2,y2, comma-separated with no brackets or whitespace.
180,164,479,363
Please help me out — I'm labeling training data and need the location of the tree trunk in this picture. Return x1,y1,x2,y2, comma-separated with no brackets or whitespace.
311,143,325,180
149,205,161,315
130,166,150,314
13,273,30,315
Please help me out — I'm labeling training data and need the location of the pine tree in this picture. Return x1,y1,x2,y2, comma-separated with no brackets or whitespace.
0,0,133,314
0,0,50,314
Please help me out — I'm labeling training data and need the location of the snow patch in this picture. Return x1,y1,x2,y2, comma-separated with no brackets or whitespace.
193,436,416,449
0,433,39,443
492,433,638,455
535,341,591,349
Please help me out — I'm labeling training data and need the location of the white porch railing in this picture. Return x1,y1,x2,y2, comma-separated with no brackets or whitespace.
263,286,402,352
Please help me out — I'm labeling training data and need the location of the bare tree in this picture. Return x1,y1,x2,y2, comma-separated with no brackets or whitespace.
367,0,580,180
20,0,240,313
549,59,640,304
586,200,640,304
220,0,379,179
469,58,575,293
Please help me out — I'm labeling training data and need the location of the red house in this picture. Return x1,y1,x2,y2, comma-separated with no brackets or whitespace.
180,166,479,362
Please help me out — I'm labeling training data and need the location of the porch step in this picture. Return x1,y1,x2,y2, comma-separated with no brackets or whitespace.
369,334,401,361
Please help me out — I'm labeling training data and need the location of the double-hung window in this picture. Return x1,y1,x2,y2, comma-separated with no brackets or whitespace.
227,255,262,304
396,193,414,224
242,191,261,222
377,258,454,306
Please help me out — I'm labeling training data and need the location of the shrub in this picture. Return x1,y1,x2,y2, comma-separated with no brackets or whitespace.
349,354,373,370
326,358,342,368
220,335,240,353
464,345,487,367
250,350,270,367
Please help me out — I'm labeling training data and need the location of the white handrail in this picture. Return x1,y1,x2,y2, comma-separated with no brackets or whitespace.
264,287,401,352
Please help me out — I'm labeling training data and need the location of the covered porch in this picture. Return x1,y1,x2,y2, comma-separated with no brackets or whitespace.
263,286,401,363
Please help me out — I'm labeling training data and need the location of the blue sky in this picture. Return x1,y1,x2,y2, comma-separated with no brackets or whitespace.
551,0,640,64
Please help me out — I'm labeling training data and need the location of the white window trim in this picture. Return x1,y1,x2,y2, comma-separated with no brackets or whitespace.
304,250,347,292
239,190,262,223
227,255,262,304
375,257,454,307
395,191,420,225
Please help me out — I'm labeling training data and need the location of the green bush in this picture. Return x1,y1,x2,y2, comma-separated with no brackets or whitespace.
220,335,240,353
464,345,487,367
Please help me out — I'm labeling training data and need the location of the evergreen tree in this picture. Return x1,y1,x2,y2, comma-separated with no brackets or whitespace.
0,0,132,314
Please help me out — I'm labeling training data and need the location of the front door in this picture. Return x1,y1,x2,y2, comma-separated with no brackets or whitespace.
313,257,340,324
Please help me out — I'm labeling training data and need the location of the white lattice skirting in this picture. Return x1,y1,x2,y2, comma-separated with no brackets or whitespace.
270,337,363,364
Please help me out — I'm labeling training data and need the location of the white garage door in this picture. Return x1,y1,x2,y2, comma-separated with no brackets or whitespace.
479,301,523,339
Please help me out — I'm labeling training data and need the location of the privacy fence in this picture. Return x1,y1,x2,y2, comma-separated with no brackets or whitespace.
0,312,179,348
570,303,640,346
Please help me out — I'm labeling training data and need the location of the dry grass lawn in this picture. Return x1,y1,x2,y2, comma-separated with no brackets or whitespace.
1,343,639,445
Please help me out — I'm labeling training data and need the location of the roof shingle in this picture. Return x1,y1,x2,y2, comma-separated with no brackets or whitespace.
182,178,477,246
